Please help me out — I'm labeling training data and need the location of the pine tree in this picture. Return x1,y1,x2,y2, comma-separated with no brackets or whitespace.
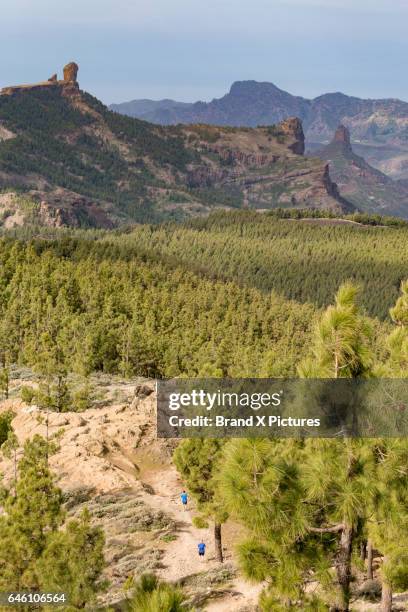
126,573,192,612
367,440,408,612
390,280,408,326
34,331,70,413
0,435,64,589
220,284,375,610
35,508,106,610
0,364,10,399
369,281,408,610
380,280,408,377
0,409,14,446
298,283,374,610
298,282,372,378
0,434,106,607
220,437,376,610
174,439,228,562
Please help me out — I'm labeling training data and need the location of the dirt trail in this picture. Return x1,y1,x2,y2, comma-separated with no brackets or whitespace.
140,464,263,610
140,466,218,581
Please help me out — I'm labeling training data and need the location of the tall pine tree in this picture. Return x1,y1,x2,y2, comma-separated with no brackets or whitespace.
174,439,227,562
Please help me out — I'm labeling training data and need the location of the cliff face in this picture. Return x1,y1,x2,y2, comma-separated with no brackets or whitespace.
0,69,351,228
0,190,115,230
183,120,350,213
317,125,408,217
333,124,352,150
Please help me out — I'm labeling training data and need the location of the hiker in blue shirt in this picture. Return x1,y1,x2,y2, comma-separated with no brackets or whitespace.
198,540,206,561
180,490,188,510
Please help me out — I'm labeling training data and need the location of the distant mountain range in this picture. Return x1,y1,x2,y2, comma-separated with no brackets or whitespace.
316,126,408,218
110,81,408,179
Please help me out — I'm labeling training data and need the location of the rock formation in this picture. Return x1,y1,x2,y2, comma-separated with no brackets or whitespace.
61,62,80,97
63,62,79,83
333,124,352,152
280,117,305,155
1,63,79,96
316,125,408,217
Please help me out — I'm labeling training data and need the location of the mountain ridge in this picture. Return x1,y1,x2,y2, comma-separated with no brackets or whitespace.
110,80,408,179
0,65,351,228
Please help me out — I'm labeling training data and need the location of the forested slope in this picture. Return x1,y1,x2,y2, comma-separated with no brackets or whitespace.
0,235,316,379
0,211,399,385
108,210,408,319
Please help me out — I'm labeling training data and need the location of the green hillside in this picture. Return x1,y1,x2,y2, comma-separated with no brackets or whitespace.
0,208,401,386
101,210,408,319
0,232,317,379
0,88,192,223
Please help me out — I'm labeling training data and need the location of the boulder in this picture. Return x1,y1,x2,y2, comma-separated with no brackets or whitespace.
356,578,382,600
134,382,154,400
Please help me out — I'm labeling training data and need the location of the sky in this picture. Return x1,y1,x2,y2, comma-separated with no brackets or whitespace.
1,0,408,105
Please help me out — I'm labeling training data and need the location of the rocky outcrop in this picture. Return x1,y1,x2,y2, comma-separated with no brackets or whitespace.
317,124,358,161
316,126,408,217
0,189,115,230
280,117,305,155
36,191,114,228
1,63,79,96
63,62,79,83
1,82,59,96
61,62,80,97
321,163,353,209
334,124,350,144
332,124,353,153
0,123,15,142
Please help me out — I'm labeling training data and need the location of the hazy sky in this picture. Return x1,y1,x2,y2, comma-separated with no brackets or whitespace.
1,0,408,104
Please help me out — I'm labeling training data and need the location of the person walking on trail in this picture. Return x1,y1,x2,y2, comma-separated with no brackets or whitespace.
198,540,206,561
180,490,188,510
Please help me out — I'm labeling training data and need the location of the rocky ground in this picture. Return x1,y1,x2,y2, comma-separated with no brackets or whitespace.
0,373,406,610
0,374,263,610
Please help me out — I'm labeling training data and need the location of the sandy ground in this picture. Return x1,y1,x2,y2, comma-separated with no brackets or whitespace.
0,381,262,611
1,378,406,611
